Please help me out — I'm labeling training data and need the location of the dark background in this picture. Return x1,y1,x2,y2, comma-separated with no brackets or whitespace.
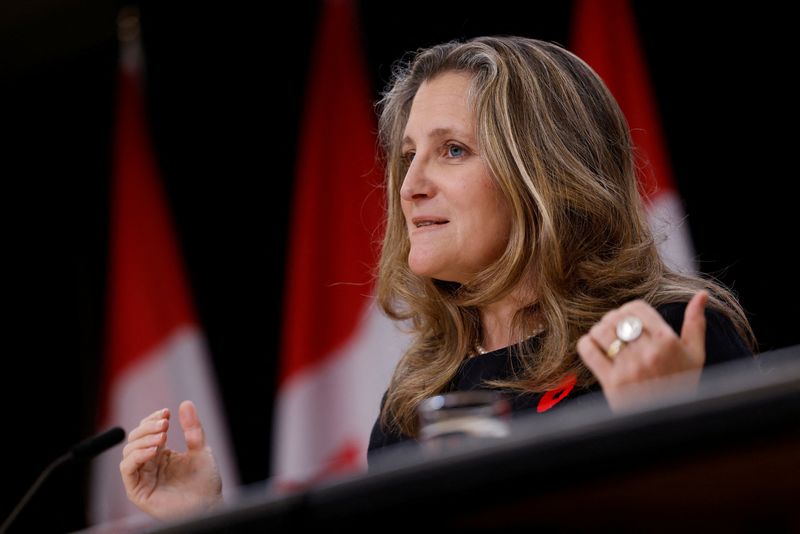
1,1,796,531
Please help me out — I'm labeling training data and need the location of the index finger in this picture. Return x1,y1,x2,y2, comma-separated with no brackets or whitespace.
128,408,170,442
138,408,170,428
577,334,613,381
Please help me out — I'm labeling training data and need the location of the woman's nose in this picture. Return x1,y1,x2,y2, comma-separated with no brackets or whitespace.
400,158,434,201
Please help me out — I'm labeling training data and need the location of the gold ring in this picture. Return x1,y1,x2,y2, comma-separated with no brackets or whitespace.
606,338,625,359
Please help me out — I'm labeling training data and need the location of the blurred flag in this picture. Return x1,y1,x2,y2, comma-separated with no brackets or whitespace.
572,0,696,273
89,11,237,523
272,0,407,485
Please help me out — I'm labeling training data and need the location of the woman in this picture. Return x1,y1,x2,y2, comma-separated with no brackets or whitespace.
120,36,754,519
369,36,752,449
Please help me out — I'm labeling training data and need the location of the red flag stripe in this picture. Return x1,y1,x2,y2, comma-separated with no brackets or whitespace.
279,0,383,385
571,0,675,203
272,0,406,484
101,67,196,410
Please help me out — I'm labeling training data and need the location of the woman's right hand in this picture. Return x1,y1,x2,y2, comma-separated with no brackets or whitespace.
120,400,222,520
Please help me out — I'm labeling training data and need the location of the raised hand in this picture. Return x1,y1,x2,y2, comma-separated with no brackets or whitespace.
119,400,222,520
577,291,708,412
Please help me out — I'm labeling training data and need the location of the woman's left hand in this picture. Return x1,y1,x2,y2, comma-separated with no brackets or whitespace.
577,291,709,412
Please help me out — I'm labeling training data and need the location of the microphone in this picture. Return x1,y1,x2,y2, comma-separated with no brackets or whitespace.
71,426,126,461
0,426,125,534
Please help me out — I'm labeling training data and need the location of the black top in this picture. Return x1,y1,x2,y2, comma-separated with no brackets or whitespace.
368,302,754,460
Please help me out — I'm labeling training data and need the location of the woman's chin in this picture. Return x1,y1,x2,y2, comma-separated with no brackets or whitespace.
408,261,463,283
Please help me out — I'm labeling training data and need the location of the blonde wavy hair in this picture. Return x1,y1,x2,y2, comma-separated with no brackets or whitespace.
376,36,753,437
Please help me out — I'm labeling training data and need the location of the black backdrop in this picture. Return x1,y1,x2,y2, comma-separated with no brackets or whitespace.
1,1,796,531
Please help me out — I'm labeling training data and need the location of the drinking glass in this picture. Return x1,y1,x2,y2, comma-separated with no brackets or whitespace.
417,390,511,452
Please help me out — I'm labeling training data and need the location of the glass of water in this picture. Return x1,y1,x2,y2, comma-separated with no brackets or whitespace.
417,390,511,452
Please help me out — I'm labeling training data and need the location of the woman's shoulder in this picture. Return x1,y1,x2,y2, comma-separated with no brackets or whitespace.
368,391,412,459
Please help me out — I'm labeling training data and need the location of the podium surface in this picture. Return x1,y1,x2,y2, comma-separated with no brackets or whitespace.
116,347,800,532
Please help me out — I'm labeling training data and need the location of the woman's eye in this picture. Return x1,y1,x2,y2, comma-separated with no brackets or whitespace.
447,145,465,158
403,152,415,165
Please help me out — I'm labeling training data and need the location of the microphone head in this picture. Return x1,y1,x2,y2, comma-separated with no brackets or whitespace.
70,426,126,461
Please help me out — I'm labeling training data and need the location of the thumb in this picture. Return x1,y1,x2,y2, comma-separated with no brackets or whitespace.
178,400,207,451
681,290,708,362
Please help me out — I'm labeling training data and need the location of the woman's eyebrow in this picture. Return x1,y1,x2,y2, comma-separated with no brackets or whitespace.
402,127,473,148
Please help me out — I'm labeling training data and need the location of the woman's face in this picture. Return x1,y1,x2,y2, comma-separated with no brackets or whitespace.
400,71,512,284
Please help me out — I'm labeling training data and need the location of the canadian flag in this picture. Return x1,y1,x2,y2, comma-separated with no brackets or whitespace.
89,25,238,523
572,0,696,273
271,0,407,485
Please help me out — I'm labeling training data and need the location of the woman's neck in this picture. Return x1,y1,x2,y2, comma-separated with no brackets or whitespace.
479,288,538,352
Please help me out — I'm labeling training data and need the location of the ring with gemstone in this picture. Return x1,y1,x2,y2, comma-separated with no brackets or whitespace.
616,315,643,343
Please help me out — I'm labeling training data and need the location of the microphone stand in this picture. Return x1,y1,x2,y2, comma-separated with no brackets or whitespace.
0,426,125,534
0,453,72,534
